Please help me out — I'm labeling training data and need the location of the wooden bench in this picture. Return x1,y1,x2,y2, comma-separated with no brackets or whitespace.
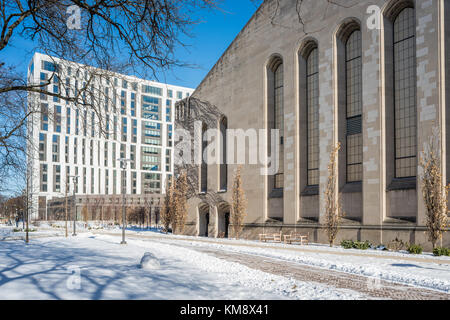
284,232,309,245
259,232,282,243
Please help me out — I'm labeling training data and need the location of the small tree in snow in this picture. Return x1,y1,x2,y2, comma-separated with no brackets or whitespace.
174,171,189,234
231,165,247,239
324,143,345,247
161,176,175,233
81,205,89,224
419,128,449,249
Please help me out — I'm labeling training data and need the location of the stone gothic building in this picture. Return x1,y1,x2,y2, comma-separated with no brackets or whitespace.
175,0,450,249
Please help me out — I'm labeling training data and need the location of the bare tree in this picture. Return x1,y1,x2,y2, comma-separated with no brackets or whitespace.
0,0,220,191
103,205,113,222
90,197,103,221
161,176,175,233
81,205,89,224
250,0,357,34
324,143,345,247
231,165,247,239
143,197,152,229
419,128,449,249
174,170,189,234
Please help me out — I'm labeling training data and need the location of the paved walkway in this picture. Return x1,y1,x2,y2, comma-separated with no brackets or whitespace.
94,231,449,300
184,245,448,300
94,230,450,265
7,227,449,299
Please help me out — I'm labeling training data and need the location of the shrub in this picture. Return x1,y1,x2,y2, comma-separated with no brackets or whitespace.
341,240,372,250
341,240,354,249
433,247,450,256
407,244,423,254
353,240,372,250
387,237,407,251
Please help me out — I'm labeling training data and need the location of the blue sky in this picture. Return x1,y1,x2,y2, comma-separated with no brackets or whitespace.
0,1,259,196
0,1,260,91
158,1,260,89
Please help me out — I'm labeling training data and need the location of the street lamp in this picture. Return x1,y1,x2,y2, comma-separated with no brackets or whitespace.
69,175,79,236
118,158,131,245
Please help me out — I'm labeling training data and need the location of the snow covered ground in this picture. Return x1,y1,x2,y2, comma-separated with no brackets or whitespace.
1,223,449,300
0,232,368,300
80,226,450,294
153,236,450,293
0,225,62,240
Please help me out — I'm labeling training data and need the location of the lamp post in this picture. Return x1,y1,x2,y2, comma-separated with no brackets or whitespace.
69,175,79,236
118,158,131,245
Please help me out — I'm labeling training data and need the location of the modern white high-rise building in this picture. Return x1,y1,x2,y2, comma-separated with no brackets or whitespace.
27,52,194,220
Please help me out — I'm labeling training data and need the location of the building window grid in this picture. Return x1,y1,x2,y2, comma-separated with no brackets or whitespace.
201,123,208,192
306,49,319,186
41,103,49,131
52,135,59,162
131,145,136,170
91,111,95,137
91,168,95,194
220,117,227,191
132,172,137,194
66,107,71,134
83,110,87,136
393,7,417,178
166,149,171,172
132,119,137,143
39,133,46,161
66,166,70,191
121,90,127,115
90,140,93,166
65,136,69,163
40,164,48,192
54,165,61,192
54,105,62,133
83,168,86,194
142,96,160,120
167,124,173,147
274,63,284,189
112,142,116,168
105,169,109,194
34,61,192,198
345,30,363,183
74,138,77,164
122,117,127,142
104,142,108,167
131,92,136,117
82,139,86,165
142,173,161,194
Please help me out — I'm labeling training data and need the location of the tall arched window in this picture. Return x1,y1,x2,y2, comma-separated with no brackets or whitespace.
220,117,227,191
201,122,207,192
274,63,284,189
345,30,363,182
306,48,319,186
393,7,417,178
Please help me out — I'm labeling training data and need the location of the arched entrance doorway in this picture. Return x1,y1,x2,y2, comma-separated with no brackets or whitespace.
217,202,230,238
198,204,210,237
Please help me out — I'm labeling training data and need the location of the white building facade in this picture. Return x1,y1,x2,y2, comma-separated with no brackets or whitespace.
27,53,194,220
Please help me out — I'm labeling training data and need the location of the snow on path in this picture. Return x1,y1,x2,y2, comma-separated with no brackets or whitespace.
83,228,450,294
0,234,367,300
145,235,450,293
